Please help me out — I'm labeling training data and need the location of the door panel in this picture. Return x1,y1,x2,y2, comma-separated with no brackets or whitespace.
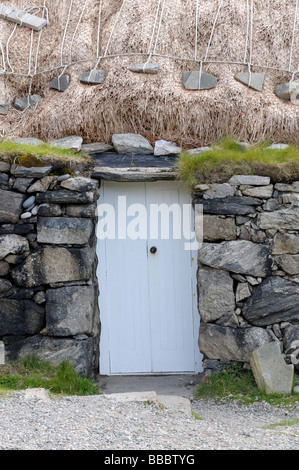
97,181,201,375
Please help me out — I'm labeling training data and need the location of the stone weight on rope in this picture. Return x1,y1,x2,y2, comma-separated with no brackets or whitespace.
275,80,299,102
80,70,105,85
0,101,9,115
182,71,217,90
13,94,42,111
50,75,70,92
0,4,48,31
129,63,159,74
235,72,265,92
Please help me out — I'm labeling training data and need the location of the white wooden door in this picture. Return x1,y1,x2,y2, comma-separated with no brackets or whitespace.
97,181,201,375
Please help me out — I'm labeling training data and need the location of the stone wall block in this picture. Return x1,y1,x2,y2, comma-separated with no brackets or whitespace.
0,189,25,223
11,246,93,287
198,266,235,322
5,335,96,377
46,286,95,336
198,240,272,277
37,217,93,245
0,299,44,335
243,276,299,326
198,322,274,362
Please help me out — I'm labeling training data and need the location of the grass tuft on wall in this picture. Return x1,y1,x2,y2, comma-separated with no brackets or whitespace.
177,139,299,188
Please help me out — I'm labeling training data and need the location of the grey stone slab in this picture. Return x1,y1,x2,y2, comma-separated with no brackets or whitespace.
258,207,299,230
272,232,299,255
0,102,9,115
198,322,274,362
275,81,299,101
0,189,25,223
60,176,98,192
201,215,237,241
65,204,96,218
80,69,106,84
196,195,261,216
182,71,217,90
243,276,299,326
275,254,299,275
13,178,35,193
0,4,48,31
36,190,94,205
11,246,93,287
37,217,93,245
275,182,299,192
235,72,265,92
49,135,82,152
11,165,52,178
204,183,235,199
198,240,272,277
81,142,113,154
250,342,294,395
112,133,154,155
198,266,235,322
27,176,54,193
49,75,70,92
0,162,10,173
0,173,9,185
37,204,62,217
13,94,42,111
0,234,29,260
12,137,44,146
46,286,95,336
228,175,271,186
129,62,159,74
241,185,273,199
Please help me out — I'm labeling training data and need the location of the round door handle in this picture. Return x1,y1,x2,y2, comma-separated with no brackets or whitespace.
150,246,157,254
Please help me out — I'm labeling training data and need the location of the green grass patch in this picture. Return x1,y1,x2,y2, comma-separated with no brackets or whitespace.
0,139,91,169
261,418,299,430
177,138,299,188
195,365,299,408
0,357,100,397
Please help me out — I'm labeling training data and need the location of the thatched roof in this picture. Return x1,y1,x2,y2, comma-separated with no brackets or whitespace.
0,0,298,147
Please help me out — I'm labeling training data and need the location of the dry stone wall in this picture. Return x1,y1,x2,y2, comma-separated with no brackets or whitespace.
0,162,100,377
194,175,299,374
1,151,299,377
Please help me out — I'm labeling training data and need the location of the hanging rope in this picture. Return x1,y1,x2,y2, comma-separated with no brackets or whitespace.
204,0,224,62
289,0,298,72
194,0,200,61
0,0,297,90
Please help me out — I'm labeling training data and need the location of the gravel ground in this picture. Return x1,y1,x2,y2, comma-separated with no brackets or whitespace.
0,390,298,451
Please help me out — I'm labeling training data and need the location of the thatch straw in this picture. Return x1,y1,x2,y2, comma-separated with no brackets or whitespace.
0,0,298,147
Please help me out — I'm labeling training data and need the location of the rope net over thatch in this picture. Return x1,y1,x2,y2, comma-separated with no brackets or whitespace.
0,0,298,147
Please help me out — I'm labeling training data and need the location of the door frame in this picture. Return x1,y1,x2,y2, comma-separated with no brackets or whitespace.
96,180,202,375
